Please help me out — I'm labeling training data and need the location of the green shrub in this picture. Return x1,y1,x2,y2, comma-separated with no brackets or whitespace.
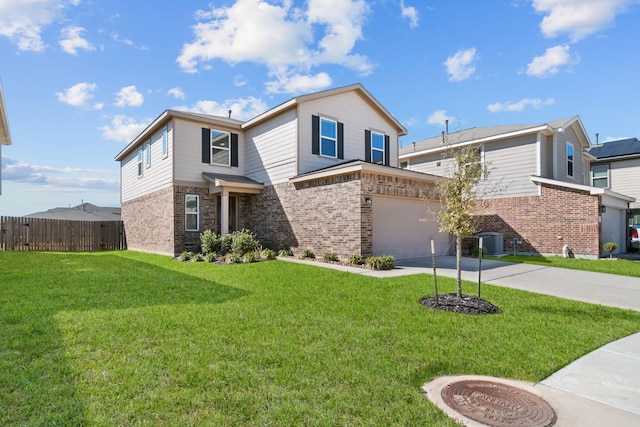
366,255,395,270
204,252,217,263
242,252,257,263
225,253,242,264
221,234,234,255
278,248,294,257
300,249,315,259
230,229,260,256
604,242,618,258
468,242,488,258
348,254,364,265
177,251,193,262
323,252,338,262
191,253,205,262
200,230,221,255
261,248,277,260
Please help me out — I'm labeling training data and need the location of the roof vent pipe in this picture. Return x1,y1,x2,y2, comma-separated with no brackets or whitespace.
412,141,416,151
596,133,599,144
228,109,232,118
445,119,449,134
441,131,445,144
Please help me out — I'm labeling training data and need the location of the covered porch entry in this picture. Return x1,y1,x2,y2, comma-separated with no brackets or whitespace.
203,173,263,235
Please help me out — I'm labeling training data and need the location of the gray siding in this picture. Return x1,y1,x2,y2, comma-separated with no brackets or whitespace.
173,118,244,183
483,135,538,197
121,123,174,203
244,108,297,185
297,91,399,175
555,126,586,185
539,134,553,179
609,158,640,207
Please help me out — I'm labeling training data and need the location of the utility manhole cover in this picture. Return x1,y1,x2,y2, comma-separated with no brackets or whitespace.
441,380,556,427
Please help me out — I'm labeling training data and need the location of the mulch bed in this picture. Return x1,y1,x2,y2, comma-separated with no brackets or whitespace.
420,293,502,315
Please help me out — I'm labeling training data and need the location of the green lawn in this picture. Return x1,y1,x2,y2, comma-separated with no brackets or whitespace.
488,254,640,277
2,251,639,426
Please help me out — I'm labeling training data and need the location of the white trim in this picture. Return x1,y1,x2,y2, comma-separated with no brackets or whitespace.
185,194,200,232
144,140,151,168
371,130,385,165
530,176,635,202
566,142,574,178
210,129,231,166
162,127,168,159
290,161,441,185
319,117,338,159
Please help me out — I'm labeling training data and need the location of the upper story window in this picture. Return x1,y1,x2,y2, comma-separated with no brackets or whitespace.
566,142,574,177
162,127,168,158
320,118,337,158
311,115,344,159
144,141,151,168
201,128,239,167
137,148,143,177
371,132,385,165
185,194,200,231
591,164,609,188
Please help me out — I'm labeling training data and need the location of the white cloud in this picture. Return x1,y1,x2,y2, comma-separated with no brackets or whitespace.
0,0,76,52
167,87,186,99
533,0,635,41
233,75,248,87
100,115,151,142
56,82,99,107
487,97,556,112
265,72,332,94
177,0,372,93
443,48,477,82
114,85,144,107
526,44,577,77
400,0,419,29
427,110,457,126
59,26,94,55
175,96,268,121
1,156,118,192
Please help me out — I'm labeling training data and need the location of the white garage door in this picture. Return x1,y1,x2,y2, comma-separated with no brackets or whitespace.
372,196,451,259
601,207,624,254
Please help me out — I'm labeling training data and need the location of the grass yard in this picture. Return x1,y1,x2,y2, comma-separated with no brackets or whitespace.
2,251,639,426
489,254,640,277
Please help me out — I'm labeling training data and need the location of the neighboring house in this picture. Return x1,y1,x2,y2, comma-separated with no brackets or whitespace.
400,116,634,258
25,203,121,221
588,137,640,246
0,80,12,195
115,84,450,259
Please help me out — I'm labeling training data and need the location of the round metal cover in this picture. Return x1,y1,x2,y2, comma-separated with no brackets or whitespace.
441,379,556,427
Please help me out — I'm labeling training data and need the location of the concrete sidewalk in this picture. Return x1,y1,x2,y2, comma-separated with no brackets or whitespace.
279,255,640,426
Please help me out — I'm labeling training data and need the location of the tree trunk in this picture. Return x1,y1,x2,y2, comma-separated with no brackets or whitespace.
456,235,462,298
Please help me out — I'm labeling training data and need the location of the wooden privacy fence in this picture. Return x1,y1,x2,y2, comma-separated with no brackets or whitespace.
0,217,126,252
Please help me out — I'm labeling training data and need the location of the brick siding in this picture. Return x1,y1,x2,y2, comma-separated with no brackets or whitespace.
475,182,601,257
121,186,174,255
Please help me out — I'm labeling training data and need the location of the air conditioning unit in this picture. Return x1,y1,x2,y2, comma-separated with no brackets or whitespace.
478,232,504,255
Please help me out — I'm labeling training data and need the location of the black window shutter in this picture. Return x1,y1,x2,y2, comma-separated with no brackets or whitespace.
364,130,371,163
201,128,210,163
312,115,320,155
384,135,390,166
337,122,344,159
231,133,239,167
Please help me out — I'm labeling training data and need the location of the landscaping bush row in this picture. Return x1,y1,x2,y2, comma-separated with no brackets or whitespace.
177,229,394,270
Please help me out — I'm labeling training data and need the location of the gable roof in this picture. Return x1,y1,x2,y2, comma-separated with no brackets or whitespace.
0,80,11,146
25,203,121,221
588,137,640,160
399,116,587,159
242,83,407,135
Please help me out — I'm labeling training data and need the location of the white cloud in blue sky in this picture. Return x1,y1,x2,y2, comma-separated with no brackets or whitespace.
1,0,639,215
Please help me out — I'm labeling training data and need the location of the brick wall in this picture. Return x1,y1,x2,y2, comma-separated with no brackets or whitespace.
121,186,174,255
475,182,601,257
173,185,218,254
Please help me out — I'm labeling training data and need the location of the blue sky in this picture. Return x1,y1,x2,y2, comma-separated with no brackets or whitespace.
1,0,639,216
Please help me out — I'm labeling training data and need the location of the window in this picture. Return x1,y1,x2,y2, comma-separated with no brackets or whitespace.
162,127,168,158
591,164,609,188
144,141,151,168
185,195,199,231
566,143,574,177
320,117,337,158
371,131,385,165
211,129,230,165
137,148,143,177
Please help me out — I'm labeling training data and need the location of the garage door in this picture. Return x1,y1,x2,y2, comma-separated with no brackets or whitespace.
601,207,624,254
372,196,451,259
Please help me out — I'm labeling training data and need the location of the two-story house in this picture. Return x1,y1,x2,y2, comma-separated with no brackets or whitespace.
115,84,451,259
399,116,634,258
0,80,12,195
588,138,640,249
